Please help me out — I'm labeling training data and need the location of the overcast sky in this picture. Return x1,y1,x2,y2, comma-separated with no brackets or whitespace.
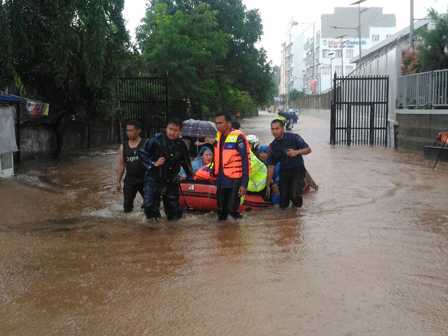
123,0,446,66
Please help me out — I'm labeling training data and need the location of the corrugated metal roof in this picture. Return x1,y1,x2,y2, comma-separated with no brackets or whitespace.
350,18,431,64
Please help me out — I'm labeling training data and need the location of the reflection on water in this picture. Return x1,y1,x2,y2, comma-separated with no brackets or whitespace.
1,111,448,335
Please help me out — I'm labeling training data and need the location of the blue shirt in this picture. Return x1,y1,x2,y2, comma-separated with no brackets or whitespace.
216,133,249,189
268,132,309,171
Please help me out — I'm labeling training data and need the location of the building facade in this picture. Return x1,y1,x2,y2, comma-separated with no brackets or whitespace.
299,7,396,94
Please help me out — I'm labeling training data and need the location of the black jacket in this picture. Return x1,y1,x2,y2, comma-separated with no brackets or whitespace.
138,133,193,183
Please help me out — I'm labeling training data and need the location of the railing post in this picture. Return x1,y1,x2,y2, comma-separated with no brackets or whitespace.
347,104,352,146
416,73,419,108
431,71,434,108
403,76,407,109
330,101,335,145
370,103,375,145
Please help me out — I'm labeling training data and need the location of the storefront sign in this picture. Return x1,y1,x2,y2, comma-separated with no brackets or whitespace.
322,39,367,49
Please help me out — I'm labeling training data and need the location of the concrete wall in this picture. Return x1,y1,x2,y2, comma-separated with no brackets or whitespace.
290,91,332,110
19,124,55,158
19,120,90,159
396,110,448,152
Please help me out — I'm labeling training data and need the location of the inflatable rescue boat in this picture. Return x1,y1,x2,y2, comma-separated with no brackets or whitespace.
180,180,309,212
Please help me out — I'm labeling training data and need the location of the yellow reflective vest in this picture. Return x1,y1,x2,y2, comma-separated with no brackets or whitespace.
247,150,267,192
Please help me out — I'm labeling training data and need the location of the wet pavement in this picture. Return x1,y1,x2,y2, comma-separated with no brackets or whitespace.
1,110,448,335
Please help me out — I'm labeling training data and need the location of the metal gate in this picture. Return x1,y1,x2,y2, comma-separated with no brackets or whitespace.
116,74,169,140
330,75,389,146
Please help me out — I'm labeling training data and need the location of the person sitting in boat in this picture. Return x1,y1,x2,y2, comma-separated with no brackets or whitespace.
193,148,266,194
179,147,213,180
247,135,260,154
194,162,216,181
258,145,280,205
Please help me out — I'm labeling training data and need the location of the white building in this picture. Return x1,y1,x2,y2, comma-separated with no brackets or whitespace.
282,21,305,95
299,7,396,94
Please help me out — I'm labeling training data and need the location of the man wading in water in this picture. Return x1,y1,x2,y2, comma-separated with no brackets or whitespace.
265,119,311,209
116,120,146,213
138,118,193,221
213,112,252,220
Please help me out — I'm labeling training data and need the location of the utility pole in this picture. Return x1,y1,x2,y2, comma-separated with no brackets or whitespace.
410,0,414,52
351,0,366,65
329,53,335,92
312,21,316,91
335,34,348,76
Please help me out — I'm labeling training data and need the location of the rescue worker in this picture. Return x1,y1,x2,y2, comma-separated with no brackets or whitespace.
116,120,146,213
214,112,252,220
266,119,311,209
138,118,193,221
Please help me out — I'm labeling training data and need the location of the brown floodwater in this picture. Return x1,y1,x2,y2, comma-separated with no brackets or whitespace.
1,110,448,336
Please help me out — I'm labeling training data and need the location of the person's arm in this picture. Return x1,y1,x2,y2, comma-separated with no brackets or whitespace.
286,135,312,158
194,141,206,146
116,144,125,192
237,136,249,196
265,145,280,197
265,165,276,198
271,163,280,195
180,141,193,178
138,137,165,170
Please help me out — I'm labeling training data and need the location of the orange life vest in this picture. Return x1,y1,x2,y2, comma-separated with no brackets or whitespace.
194,163,216,181
214,130,252,178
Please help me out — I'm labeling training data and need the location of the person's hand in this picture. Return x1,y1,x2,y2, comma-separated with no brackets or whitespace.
286,149,299,158
154,157,166,167
116,182,122,193
265,187,271,199
272,184,279,196
194,141,202,146
238,186,247,197
179,173,187,181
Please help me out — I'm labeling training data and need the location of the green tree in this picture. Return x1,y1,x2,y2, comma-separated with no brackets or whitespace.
288,89,304,101
0,0,130,119
145,0,275,108
418,8,448,71
137,3,230,114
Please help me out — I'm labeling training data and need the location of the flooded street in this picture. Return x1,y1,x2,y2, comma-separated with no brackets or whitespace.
1,110,448,335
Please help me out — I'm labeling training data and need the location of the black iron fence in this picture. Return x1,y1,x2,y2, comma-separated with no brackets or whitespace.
116,75,169,140
331,75,389,146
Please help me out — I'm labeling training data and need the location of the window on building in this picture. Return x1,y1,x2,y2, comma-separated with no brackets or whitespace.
323,49,331,58
346,49,354,58
345,66,354,74
386,34,392,39
335,66,342,75
335,50,342,58
372,34,380,41
321,66,330,75
315,47,320,62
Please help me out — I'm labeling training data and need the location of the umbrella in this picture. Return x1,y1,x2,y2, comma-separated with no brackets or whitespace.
182,119,217,138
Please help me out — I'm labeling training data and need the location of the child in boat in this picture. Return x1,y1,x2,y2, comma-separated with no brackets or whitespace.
258,146,280,205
